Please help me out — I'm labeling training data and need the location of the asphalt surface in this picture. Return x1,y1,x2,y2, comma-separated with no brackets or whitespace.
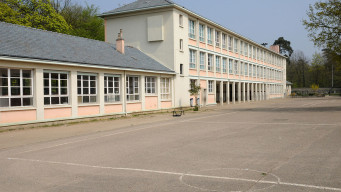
1,97,341,192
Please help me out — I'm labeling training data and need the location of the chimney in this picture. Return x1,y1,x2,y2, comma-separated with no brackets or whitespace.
270,45,280,54
116,29,124,54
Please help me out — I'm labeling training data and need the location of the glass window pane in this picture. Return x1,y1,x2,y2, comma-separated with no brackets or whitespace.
11,78,20,86
22,70,31,78
23,88,31,95
51,80,58,87
83,80,89,87
23,98,33,106
10,98,21,106
109,88,113,94
61,88,67,95
60,73,67,79
60,80,67,87
83,88,89,94
44,97,50,105
0,87,8,96
78,88,81,94
115,95,120,102
83,96,89,103
51,97,59,104
0,68,8,77
11,87,20,95
11,69,20,77
77,80,81,87
61,97,68,104
108,81,113,87
44,88,49,95
77,75,81,80
44,79,49,87
0,98,9,107
83,75,89,80
23,79,31,86
90,76,96,80
90,88,96,94
90,96,96,103
0,78,8,86
90,81,96,87
51,88,58,95
44,73,49,78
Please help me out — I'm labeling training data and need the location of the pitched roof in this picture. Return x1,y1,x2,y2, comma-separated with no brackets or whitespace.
0,22,174,73
101,0,174,16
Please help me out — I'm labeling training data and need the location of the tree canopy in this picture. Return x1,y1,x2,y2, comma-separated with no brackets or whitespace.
303,0,341,55
0,0,70,33
273,37,294,57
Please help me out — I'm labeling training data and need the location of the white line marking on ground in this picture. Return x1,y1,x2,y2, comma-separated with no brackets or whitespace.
16,112,238,155
191,121,338,126
7,157,341,191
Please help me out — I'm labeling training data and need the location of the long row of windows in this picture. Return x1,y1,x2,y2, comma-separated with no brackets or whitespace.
188,19,285,67
0,68,172,108
189,50,283,80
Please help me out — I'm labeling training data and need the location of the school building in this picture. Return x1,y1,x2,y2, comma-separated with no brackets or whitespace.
0,0,286,126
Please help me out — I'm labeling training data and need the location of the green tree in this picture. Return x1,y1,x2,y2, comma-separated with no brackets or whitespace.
50,0,104,41
189,81,201,109
303,0,341,55
309,53,326,86
0,0,70,33
273,37,294,57
289,51,310,88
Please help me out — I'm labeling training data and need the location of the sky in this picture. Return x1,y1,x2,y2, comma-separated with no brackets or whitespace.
74,0,321,60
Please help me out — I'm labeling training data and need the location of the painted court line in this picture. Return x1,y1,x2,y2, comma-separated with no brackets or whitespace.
191,121,338,126
16,112,238,155
7,157,341,191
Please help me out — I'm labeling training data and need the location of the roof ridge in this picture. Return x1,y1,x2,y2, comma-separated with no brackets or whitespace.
0,21,110,45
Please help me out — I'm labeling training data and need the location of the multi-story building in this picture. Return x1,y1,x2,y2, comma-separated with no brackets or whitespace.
101,0,287,107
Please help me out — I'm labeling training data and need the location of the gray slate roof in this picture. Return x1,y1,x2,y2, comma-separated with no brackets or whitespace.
101,0,174,16
0,22,174,73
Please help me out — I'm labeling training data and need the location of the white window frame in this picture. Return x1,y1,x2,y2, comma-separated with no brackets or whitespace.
215,30,220,47
208,80,214,93
222,34,227,49
240,41,243,55
145,76,156,95
234,60,238,75
228,36,233,51
216,56,221,72
234,38,238,53
207,54,213,71
104,74,121,103
160,77,171,100
200,52,205,70
207,27,212,44
126,76,140,101
77,73,97,104
199,24,205,42
189,19,196,39
244,63,248,76
0,68,33,108
229,59,233,74
189,49,196,69
44,71,69,106
222,58,227,73
179,14,183,27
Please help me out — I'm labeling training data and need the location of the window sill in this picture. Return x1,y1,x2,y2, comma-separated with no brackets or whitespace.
78,103,100,107
0,106,35,112
180,50,184,53
161,99,172,102
126,101,141,104
105,102,122,105
44,105,71,109
189,37,196,41
145,94,158,97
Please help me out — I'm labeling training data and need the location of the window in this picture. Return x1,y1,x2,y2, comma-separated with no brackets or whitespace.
229,59,233,74
179,14,183,27
257,48,260,60
145,76,156,95
105,75,120,103
0,68,33,107
253,46,256,59
77,74,97,104
160,78,171,100
234,60,238,74
207,54,213,71
215,31,220,47
208,80,214,93
244,63,248,76
244,43,248,56
234,38,238,53
249,64,252,76
240,41,243,55
199,24,205,42
222,58,227,73
126,76,139,101
240,62,244,75
189,19,195,39
257,66,260,77
216,56,221,72
44,71,68,105
200,52,205,70
180,39,183,51
189,49,196,69
222,34,227,49
228,36,233,51
180,64,183,75
207,27,212,44
253,65,256,77
248,44,252,58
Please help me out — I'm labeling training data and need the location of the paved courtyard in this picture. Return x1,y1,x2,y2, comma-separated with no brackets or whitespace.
0,97,341,192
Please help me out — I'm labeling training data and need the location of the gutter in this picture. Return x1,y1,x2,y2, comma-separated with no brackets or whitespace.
0,56,176,75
